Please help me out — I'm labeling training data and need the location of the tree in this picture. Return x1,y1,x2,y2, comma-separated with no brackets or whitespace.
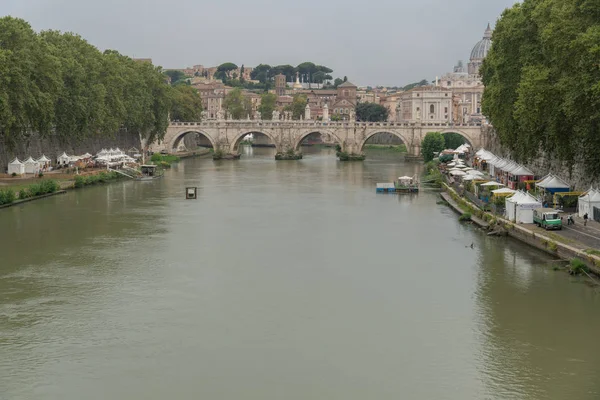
258,93,276,120
223,88,251,119
356,103,389,122
421,132,445,162
401,80,429,91
170,85,203,121
214,62,238,81
164,70,187,85
250,63,272,84
333,78,344,88
481,0,600,177
284,94,307,120
272,64,296,81
0,17,172,149
443,132,466,149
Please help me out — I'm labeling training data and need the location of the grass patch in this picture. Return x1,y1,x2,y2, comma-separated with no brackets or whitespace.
584,249,600,256
0,188,17,205
16,180,60,199
150,153,180,165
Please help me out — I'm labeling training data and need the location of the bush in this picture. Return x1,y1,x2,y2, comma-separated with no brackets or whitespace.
548,241,558,252
38,172,44,178
569,258,589,275
459,213,472,222
0,188,16,205
11,172,17,177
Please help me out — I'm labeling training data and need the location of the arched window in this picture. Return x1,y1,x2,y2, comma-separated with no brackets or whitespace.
430,104,435,114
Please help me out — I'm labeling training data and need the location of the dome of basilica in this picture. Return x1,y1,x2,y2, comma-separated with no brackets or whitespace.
470,24,492,61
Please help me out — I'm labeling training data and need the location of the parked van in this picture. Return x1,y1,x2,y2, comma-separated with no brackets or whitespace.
533,208,562,230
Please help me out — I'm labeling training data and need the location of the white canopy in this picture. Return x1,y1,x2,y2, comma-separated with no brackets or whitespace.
37,154,51,163
398,176,412,180
23,156,40,174
81,153,92,159
450,170,467,176
537,175,570,190
492,187,516,194
470,170,485,176
506,191,542,223
510,165,534,176
578,188,600,218
7,158,25,175
481,181,505,187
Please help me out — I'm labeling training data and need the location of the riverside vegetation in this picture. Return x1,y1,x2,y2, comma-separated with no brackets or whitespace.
0,180,61,205
0,17,202,151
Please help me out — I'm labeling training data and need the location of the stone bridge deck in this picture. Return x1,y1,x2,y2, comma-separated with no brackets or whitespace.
149,120,487,160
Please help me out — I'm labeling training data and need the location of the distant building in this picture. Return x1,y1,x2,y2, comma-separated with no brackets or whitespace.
275,74,287,96
397,86,453,123
330,81,358,119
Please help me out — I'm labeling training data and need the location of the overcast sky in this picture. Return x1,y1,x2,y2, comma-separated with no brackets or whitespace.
2,0,517,86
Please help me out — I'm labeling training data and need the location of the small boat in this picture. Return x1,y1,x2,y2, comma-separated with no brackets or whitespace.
137,165,164,181
395,175,419,193
376,176,419,194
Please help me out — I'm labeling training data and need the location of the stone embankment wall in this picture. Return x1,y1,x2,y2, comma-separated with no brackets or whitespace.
486,130,600,190
0,131,142,171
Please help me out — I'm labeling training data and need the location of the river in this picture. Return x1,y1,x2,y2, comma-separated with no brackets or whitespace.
1,146,599,400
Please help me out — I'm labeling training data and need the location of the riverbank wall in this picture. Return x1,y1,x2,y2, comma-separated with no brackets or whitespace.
485,131,600,190
0,131,142,172
441,183,600,276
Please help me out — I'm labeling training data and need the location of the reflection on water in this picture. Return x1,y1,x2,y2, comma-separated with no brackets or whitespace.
0,147,599,400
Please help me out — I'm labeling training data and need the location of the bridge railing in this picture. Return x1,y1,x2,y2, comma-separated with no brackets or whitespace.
169,120,483,129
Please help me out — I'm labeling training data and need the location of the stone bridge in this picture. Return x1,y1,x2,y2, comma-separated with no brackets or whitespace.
149,120,488,159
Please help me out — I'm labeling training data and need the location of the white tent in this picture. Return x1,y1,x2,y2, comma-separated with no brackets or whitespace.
57,152,70,166
37,154,51,168
506,191,541,223
537,175,570,192
578,188,600,218
450,170,467,176
7,158,25,175
510,165,534,176
23,156,40,174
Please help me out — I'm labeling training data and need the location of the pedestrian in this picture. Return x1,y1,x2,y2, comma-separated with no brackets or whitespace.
584,212,588,226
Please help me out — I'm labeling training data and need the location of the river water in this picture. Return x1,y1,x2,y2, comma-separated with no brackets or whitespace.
1,146,599,400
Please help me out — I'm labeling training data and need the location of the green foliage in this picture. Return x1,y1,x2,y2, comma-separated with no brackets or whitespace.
438,154,454,163
401,79,429,91
164,70,188,85
0,188,16,205
355,103,389,122
0,17,172,149
285,94,307,120
584,249,600,256
481,0,600,177
223,88,251,119
443,133,466,150
74,172,120,188
170,85,202,121
258,93,277,120
213,62,238,82
569,258,589,275
250,64,272,84
459,213,472,222
150,153,180,165
336,152,366,161
421,132,445,162
17,179,60,198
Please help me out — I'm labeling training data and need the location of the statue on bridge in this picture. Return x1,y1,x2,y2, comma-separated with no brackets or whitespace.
272,110,280,120
216,109,224,120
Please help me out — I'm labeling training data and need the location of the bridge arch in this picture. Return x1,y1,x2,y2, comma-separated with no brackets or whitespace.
230,130,279,153
293,130,343,151
439,129,476,147
359,130,411,152
170,129,217,152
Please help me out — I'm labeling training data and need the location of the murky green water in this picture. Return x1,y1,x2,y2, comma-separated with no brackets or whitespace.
1,147,599,400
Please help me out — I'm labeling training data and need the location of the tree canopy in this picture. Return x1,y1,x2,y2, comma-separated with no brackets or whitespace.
0,17,190,148
421,132,445,162
443,132,466,150
284,94,307,120
401,79,429,91
170,85,203,121
258,93,277,120
481,0,600,177
223,88,251,119
356,103,389,122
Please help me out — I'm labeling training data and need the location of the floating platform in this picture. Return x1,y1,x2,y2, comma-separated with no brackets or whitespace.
376,183,419,194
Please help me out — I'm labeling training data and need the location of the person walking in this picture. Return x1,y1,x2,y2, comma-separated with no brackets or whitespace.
583,212,589,226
